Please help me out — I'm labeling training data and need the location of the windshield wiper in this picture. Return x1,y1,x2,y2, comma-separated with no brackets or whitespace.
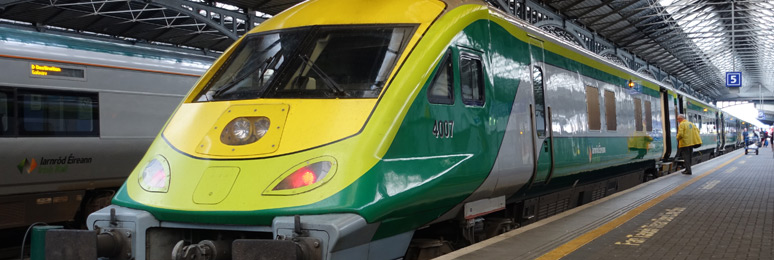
212,55,277,99
298,54,348,97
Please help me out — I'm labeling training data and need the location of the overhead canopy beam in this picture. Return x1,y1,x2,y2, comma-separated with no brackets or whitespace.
146,0,266,40
0,0,31,8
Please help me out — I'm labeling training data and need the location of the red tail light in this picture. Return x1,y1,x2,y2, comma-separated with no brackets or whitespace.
287,167,316,189
271,161,332,191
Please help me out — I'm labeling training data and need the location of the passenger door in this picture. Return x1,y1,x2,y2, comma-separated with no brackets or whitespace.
527,37,554,186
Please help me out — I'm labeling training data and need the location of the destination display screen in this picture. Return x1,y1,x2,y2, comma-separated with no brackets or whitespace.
30,64,85,78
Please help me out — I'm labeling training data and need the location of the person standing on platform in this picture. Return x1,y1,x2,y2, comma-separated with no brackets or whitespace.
743,128,749,148
771,131,774,157
676,114,701,175
771,131,774,158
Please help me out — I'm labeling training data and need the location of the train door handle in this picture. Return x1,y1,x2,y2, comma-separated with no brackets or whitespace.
543,140,549,152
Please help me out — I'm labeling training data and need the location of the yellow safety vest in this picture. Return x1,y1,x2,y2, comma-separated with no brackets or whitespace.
677,120,702,148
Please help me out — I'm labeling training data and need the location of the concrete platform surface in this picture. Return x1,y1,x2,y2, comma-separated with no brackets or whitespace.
438,146,774,260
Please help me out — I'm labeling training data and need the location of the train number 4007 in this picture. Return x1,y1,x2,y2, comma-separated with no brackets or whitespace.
433,120,454,138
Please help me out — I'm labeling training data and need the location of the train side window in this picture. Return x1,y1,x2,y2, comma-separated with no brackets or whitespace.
697,115,702,130
18,90,99,137
585,86,601,130
427,53,454,105
0,90,12,136
459,52,485,106
634,98,643,131
604,90,616,131
645,100,652,131
533,66,546,137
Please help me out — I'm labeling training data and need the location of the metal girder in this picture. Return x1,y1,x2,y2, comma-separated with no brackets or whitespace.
491,0,510,12
0,0,275,51
560,0,585,13
146,0,265,40
572,0,614,19
0,0,30,8
597,8,652,34
585,0,639,26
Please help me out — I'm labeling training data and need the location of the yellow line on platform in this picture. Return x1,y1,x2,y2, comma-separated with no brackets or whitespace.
536,153,744,260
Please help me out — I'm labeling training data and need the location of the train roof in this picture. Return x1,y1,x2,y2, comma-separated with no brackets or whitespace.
0,26,215,76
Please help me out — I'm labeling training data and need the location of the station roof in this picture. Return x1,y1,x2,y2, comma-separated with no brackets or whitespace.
0,0,299,51
537,0,774,103
2,0,774,110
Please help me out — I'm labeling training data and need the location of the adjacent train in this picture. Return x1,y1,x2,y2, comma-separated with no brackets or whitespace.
0,25,214,234
48,0,742,259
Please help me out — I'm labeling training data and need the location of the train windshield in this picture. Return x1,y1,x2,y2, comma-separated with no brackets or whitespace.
196,25,416,101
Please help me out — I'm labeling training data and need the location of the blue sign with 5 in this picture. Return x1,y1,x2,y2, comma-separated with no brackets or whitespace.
726,72,742,87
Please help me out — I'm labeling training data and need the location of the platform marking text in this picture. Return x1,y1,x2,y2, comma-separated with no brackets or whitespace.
615,207,686,246
700,180,721,190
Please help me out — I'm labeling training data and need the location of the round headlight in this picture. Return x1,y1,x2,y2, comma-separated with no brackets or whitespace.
253,117,270,140
139,155,170,193
221,117,272,145
231,117,252,141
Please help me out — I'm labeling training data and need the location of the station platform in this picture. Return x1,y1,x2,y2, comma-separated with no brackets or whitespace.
438,146,774,260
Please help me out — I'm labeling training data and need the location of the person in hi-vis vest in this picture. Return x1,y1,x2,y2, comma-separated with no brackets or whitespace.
676,114,702,175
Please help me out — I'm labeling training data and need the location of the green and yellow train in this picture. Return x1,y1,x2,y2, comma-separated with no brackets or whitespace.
49,0,740,259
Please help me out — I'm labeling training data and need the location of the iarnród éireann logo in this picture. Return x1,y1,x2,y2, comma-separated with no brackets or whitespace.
17,158,38,174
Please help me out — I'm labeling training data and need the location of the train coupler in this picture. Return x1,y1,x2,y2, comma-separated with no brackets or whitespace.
45,228,132,260
172,239,231,260
232,237,322,260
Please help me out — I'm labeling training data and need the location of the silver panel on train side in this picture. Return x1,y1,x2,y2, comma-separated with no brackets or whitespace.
0,138,151,195
0,56,201,196
488,78,535,197
542,63,662,138
463,62,664,204
665,93,679,159
0,26,211,76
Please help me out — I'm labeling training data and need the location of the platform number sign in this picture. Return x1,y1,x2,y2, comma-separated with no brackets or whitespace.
726,72,742,87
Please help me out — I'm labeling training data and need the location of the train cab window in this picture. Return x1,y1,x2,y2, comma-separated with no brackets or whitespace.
0,90,12,136
427,54,454,105
645,100,652,131
585,86,601,130
459,52,485,106
634,98,643,131
533,66,546,137
18,90,98,136
604,90,616,131
197,25,416,101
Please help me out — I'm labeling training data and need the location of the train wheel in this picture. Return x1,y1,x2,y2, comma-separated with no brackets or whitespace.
404,239,454,260
484,218,515,238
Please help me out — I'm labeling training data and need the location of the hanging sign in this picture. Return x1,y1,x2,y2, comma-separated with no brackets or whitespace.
726,72,742,87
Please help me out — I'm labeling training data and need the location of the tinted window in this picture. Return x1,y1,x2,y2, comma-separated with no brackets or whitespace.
0,90,12,136
533,66,546,137
427,54,454,105
197,25,416,101
697,115,702,130
18,90,98,136
585,86,601,130
634,98,643,131
605,90,616,131
645,100,652,131
460,52,485,106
